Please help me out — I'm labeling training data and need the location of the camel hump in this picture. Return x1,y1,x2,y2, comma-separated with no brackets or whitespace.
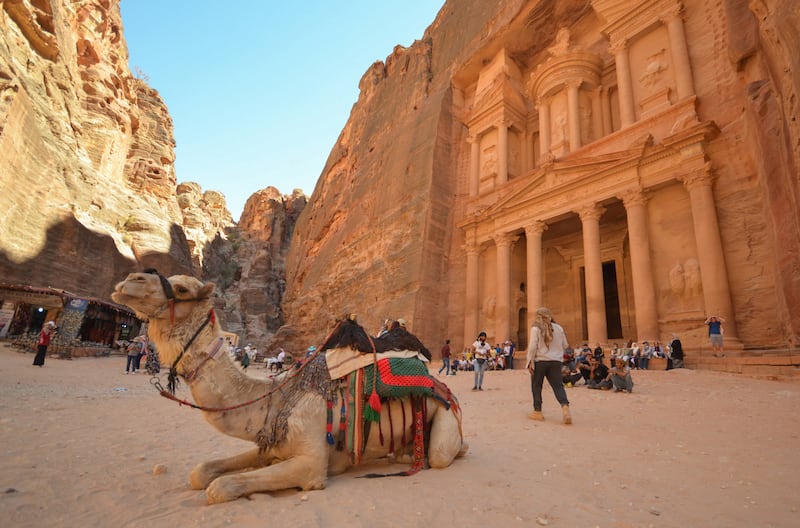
320,319,374,353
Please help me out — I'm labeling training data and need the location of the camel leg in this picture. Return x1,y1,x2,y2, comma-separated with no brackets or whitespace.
204,455,328,504
426,406,466,468
189,448,271,490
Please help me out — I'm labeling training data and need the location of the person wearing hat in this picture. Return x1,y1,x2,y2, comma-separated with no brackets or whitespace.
526,307,572,424
33,321,57,367
471,332,491,390
306,345,317,358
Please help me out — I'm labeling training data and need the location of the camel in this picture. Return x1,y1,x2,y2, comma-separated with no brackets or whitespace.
111,271,467,504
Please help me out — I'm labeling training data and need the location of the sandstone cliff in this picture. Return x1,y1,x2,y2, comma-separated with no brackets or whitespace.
281,0,800,355
0,0,232,296
203,187,306,348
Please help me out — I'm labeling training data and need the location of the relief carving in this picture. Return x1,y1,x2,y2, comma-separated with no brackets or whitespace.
663,258,703,313
639,49,670,94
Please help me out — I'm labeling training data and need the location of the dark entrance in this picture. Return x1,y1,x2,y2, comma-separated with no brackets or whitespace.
579,261,624,341
603,261,623,339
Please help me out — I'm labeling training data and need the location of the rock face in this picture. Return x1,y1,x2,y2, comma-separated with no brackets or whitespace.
282,0,800,357
0,1,232,296
203,187,306,349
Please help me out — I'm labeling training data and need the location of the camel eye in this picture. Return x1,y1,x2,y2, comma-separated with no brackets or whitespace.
176,286,189,294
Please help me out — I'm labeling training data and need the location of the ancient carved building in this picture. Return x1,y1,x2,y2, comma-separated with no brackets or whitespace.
450,0,797,355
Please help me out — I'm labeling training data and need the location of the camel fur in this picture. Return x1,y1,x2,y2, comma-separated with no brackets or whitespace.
111,272,467,504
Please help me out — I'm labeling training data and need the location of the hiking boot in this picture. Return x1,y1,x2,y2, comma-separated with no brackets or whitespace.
561,405,572,425
528,410,544,421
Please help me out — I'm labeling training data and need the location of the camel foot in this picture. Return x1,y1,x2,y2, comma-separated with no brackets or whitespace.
189,463,221,490
205,475,249,504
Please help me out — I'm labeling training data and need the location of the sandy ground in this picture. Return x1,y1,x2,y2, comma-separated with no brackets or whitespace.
1,343,799,528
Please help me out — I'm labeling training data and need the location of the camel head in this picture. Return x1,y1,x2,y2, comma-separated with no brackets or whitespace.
112,271,215,323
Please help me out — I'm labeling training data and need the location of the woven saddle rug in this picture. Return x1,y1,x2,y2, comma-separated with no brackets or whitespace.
345,357,459,466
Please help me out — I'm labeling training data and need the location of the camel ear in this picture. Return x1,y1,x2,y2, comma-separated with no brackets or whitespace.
199,282,216,299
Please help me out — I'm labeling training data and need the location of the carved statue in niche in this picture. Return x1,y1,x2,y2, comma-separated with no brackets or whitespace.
639,49,669,94
481,146,497,177
549,28,572,57
662,258,703,313
668,262,685,296
483,295,496,320
580,99,592,144
683,258,702,298
509,141,519,174
552,114,567,148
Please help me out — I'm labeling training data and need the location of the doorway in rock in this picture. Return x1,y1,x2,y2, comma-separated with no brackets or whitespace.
603,261,623,340
579,261,624,341
517,308,527,349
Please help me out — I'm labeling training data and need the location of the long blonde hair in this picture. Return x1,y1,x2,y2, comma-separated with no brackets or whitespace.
533,307,554,347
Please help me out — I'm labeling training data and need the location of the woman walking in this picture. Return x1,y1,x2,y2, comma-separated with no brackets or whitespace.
526,307,572,424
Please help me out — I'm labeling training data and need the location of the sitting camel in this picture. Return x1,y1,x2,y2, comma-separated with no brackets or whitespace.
111,271,467,504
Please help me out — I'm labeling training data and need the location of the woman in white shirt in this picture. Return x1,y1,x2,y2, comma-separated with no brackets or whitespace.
526,307,572,424
472,331,491,391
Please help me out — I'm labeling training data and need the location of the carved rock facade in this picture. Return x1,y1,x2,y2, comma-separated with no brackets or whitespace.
283,0,799,358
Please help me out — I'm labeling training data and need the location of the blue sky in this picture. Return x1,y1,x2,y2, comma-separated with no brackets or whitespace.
120,1,443,221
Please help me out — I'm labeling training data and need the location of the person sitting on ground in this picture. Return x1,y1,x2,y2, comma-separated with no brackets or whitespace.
585,355,612,390
593,343,605,362
610,357,634,393
653,340,665,358
639,341,652,370
561,354,582,387
668,334,684,369
630,342,641,369
576,347,593,384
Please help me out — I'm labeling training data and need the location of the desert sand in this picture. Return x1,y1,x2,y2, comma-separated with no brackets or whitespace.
1,343,798,528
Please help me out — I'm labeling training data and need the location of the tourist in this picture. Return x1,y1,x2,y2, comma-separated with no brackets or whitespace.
438,339,451,376
504,340,515,369
33,321,56,367
133,336,147,372
705,315,725,356
241,349,250,369
653,341,665,358
593,342,604,362
640,341,652,370
561,355,582,387
125,336,143,374
472,331,491,390
526,307,571,424
576,347,593,384
610,357,634,393
276,348,286,370
668,334,684,369
585,355,612,390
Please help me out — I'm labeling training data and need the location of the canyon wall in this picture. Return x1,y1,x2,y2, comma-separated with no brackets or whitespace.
0,0,231,296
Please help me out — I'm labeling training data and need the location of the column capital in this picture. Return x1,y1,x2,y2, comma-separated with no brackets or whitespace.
498,119,512,129
680,162,715,191
619,188,650,208
565,79,583,90
576,203,606,222
493,232,518,248
659,4,685,24
464,239,482,256
525,220,548,236
535,96,552,108
609,38,629,55
466,134,478,144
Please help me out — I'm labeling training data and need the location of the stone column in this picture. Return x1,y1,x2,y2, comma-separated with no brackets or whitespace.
566,80,582,152
663,8,695,100
680,165,738,340
468,135,480,197
525,221,548,331
611,40,636,127
601,86,613,136
591,86,603,143
464,240,481,347
537,98,551,159
620,189,659,341
578,204,608,344
497,121,509,184
494,232,516,344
